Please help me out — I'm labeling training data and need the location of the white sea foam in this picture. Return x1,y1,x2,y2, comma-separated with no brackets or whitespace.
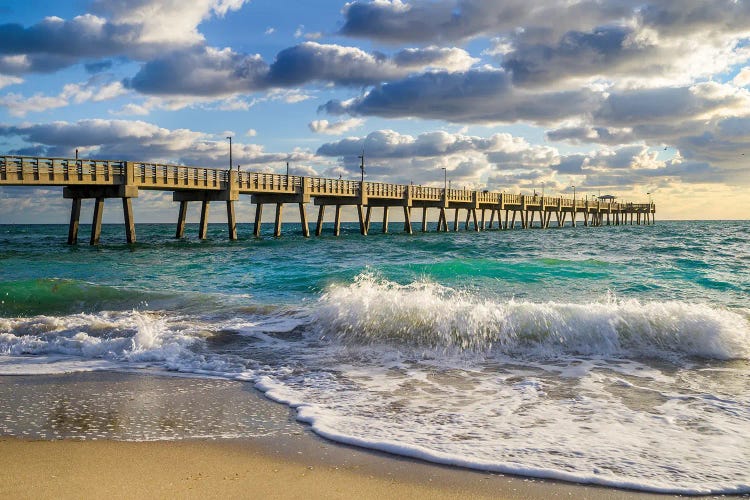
0,355,122,375
315,274,750,360
0,311,236,374
253,353,750,495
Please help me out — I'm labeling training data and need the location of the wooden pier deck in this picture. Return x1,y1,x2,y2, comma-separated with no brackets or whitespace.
0,155,655,244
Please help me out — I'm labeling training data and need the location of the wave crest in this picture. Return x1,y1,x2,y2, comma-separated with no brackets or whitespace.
315,274,750,360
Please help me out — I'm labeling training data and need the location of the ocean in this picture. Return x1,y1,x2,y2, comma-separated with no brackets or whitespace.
1,220,748,495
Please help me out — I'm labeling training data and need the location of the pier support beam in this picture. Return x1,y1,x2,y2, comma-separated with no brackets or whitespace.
67,198,81,245
90,197,104,245
299,203,310,237
254,203,264,237
382,206,389,234
274,203,283,238
472,209,479,232
421,207,428,232
123,197,136,243
403,206,412,234
438,208,447,232
453,209,460,232
365,206,372,234
315,205,325,236
334,205,342,236
176,201,188,238
198,200,210,240
357,205,367,236
226,201,237,240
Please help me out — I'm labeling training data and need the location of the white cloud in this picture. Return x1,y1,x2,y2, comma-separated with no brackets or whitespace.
0,78,128,117
308,118,365,135
0,92,68,116
0,118,315,167
0,75,23,89
92,0,249,45
114,103,151,115
733,67,750,87
245,128,257,137
0,0,252,74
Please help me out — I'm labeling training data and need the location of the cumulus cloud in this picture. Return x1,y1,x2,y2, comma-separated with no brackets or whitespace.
733,67,750,88
0,0,249,74
126,42,478,97
594,82,750,127
340,0,750,91
546,126,638,146
308,118,364,135
322,69,601,124
125,46,268,96
315,129,559,187
339,0,632,44
0,118,315,167
0,75,23,89
317,129,550,161
0,78,127,117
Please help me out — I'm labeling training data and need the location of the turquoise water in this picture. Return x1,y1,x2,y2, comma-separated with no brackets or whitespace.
1,221,749,493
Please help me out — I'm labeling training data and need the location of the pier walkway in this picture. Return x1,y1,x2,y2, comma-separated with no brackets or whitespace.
0,155,655,244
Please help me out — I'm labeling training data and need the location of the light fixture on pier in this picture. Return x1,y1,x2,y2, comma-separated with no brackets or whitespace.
441,167,447,191
358,149,365,183
227,136,233,170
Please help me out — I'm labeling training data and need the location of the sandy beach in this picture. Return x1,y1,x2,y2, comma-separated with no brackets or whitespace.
0,371,692,500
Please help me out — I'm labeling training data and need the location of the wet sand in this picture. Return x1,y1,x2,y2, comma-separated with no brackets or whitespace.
0,372,698,499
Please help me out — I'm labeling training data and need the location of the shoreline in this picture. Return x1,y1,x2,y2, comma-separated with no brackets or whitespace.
0,371,711,499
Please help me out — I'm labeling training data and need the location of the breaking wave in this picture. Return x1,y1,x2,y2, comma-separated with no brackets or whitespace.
315,274,750,360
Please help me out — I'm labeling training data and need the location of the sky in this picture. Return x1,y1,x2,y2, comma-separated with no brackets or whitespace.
1,0,749,223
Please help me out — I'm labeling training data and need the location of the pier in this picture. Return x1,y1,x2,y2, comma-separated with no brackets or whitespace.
0,155,656,244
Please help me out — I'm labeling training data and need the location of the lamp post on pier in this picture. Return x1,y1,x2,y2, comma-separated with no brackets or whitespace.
359,152,365,183
226,136,233,170
441,167,447,192
571,184,576,210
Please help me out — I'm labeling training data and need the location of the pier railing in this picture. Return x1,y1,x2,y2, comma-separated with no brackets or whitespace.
0,156,126,185
239,172,302,193
1,154,655,213
135,162,227,190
